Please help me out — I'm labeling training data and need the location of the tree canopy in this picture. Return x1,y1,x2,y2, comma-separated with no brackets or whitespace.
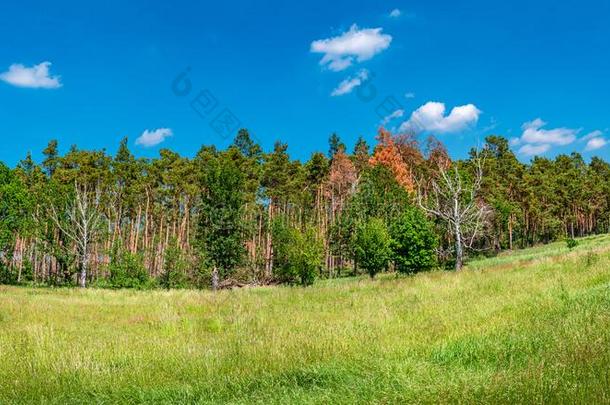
0,130,607,288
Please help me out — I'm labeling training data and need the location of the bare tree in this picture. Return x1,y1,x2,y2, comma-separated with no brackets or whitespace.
49,182,104,287
418,158,489,271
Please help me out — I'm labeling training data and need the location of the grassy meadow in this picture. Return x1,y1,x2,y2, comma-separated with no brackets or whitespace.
1,235,610,404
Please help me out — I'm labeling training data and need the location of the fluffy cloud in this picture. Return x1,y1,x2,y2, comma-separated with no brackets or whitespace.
585,137,608,152
135,128,173,147
0,61,62,89
581,130,608,152
331,69,369,96
513,118,580,156
520,118,578,146
518,143,551,156
389,9,401,17
310,25,392,71
380,109,404,126
399,102,481,134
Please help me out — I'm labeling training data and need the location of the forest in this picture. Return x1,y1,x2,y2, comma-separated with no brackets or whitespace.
1,128,609,289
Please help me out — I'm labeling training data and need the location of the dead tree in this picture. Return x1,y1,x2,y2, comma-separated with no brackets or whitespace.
50,182,103,287
418,159,488,271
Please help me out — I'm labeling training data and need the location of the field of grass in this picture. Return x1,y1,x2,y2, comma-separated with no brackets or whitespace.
1,236,610,404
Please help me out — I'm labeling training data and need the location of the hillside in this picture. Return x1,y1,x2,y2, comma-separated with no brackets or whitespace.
1,236,610,403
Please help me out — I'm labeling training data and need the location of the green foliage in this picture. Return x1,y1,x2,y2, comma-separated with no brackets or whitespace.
0,164,32,255
108,243,150,289
4,130,610,289
391,208,438,274
334,165,410,271
272,220,323,286
233,128,262,159
353,218,393,278
566,238,578,250
262,141,303,204
159,239,189,289
196,152,246,280
328,132,345,158
0,264,17,285
346,165,410,224
42,139,60,177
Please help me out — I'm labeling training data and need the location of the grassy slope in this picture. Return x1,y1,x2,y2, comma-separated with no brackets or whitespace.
1,236,610,404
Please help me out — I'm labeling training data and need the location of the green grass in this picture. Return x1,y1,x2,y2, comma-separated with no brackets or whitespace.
1,236,610,404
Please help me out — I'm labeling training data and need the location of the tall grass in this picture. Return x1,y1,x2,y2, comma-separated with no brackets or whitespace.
1,236,610,403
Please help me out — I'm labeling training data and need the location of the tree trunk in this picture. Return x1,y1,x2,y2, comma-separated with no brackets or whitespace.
79,253,88,288
508,215,514,250
454,222,463,271
265,202,273,280
211,266,219,291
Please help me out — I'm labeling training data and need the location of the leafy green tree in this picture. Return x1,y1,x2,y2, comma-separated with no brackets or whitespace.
0,163,32,283
196,152,246,290
391,208,437,274
272,220,323,286
0,164,31,255
353,218,392,279
346,164,410,224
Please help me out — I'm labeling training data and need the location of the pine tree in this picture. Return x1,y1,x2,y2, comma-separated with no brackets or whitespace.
328,132,345,159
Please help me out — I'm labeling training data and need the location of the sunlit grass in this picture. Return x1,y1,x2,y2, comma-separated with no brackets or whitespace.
1,236,610,403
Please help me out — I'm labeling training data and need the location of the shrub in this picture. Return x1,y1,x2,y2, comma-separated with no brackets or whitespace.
108,244,150,289
566,238,578,250
272,221,323,286
159,239,189,289
0,264,17,285
353,218,393,279
390,208,438,274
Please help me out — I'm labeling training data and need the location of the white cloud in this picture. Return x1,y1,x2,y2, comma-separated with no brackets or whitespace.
331,69,369,96
310,24,392,71
0,61,62,89
519,143,551,156
404,92,416,99
585,136,608,152
135,128,173,147
580,130,607,152
389,9,401,17
380,109,404,126
520,118,578,146
581,130,603,142
512,118,580,156
399,101,481,134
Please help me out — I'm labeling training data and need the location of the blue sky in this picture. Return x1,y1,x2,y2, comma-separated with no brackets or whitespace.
1,0,609,166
